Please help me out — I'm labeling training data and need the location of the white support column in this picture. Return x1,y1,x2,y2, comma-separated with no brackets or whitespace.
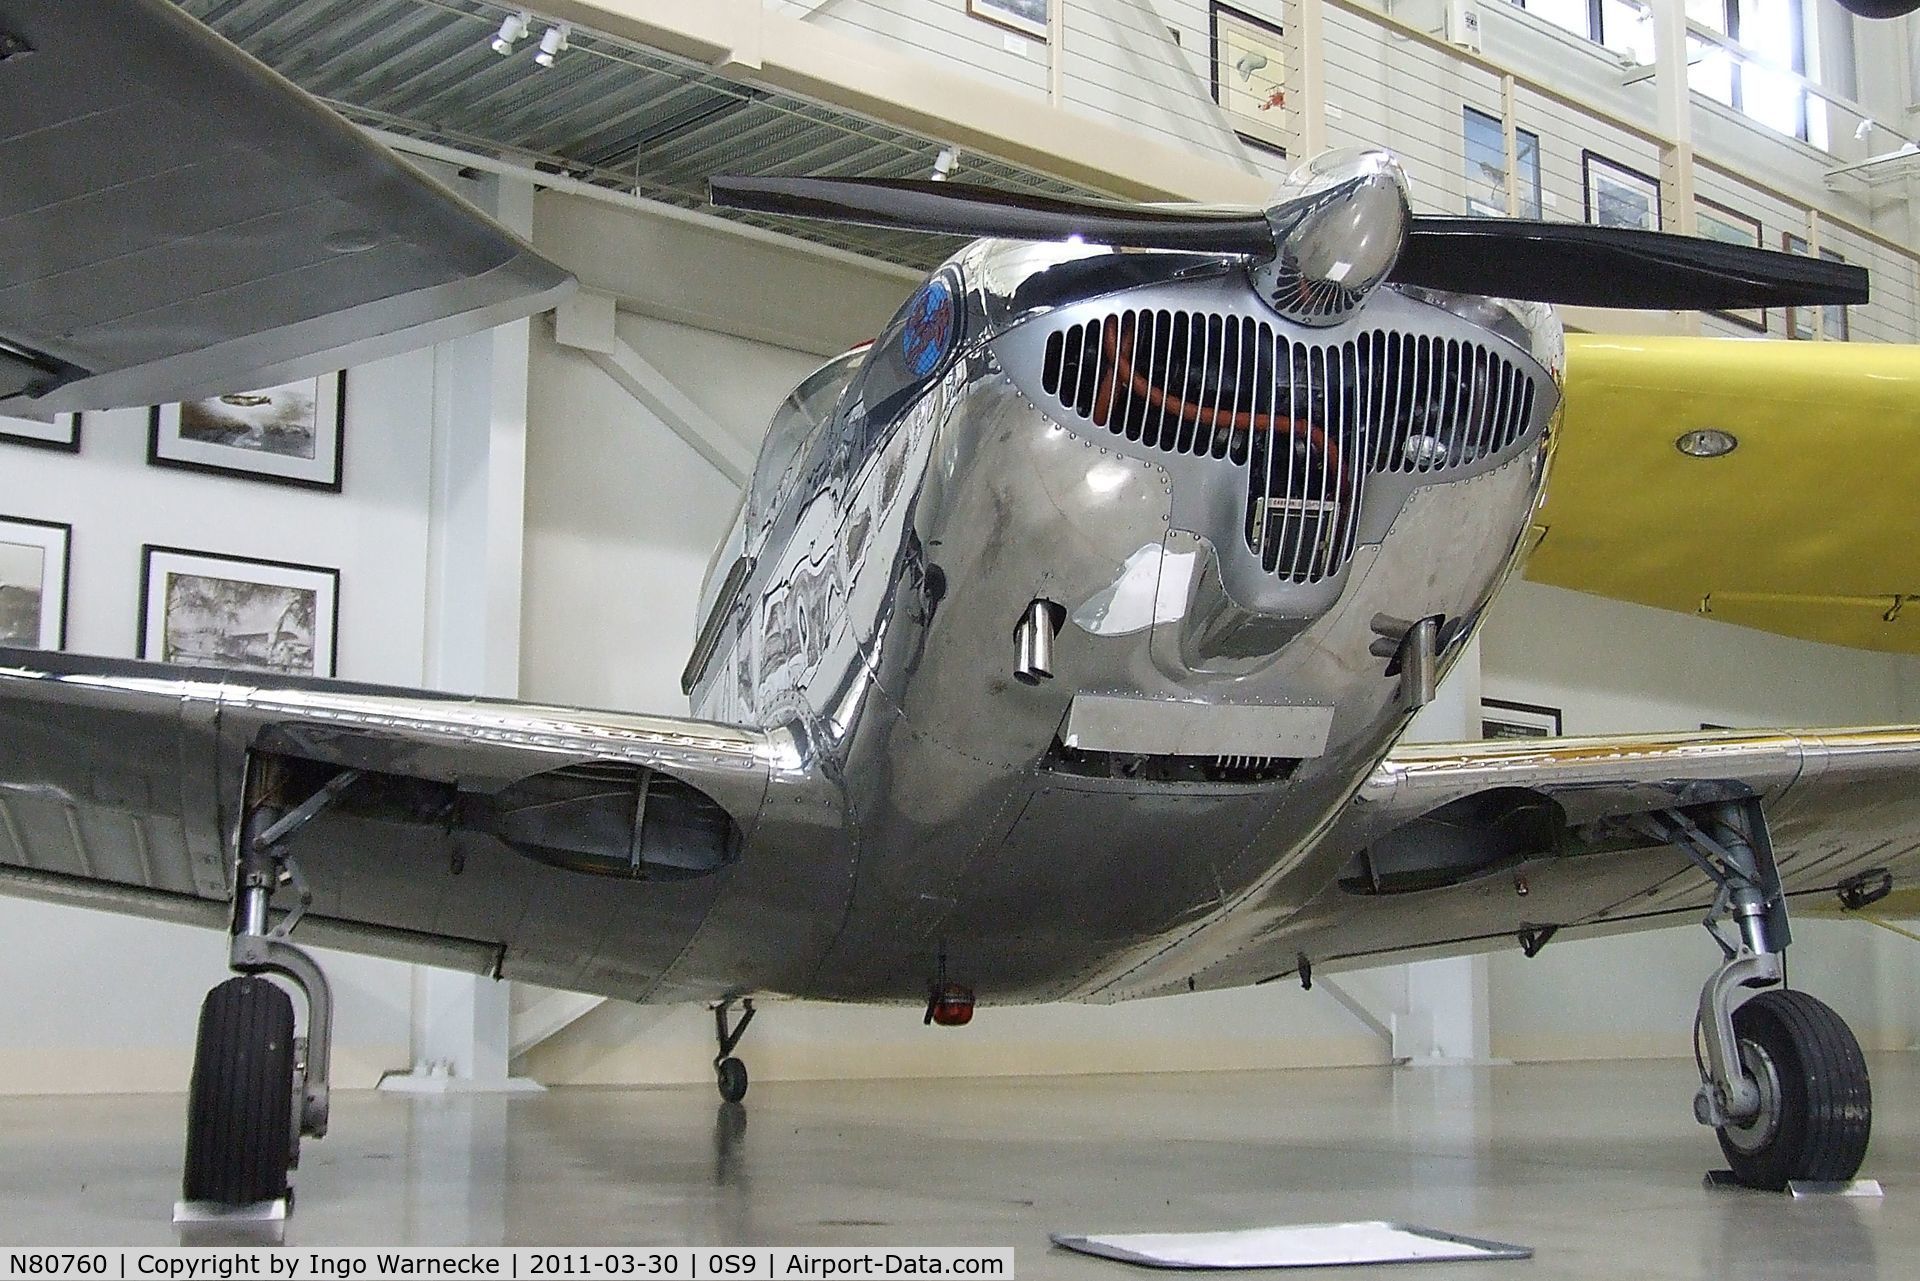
1293,0,1329,157
1392,640,1500,1066
383,172,543,1096
1648,0,1701,335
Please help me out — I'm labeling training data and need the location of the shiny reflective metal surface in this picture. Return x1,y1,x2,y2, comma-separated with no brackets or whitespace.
5,153,1920,1023
1250,150,1411,326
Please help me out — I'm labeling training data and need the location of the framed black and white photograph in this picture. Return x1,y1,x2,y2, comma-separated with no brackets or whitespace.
1582,151,1661,231
0,516,71,651
1210,3,1289,157
0,412,80,453
1481,697,1562,740
1696,199,1766,332
1463,107,1542,218
1821,247,1852,342
149,372,345,491
139,546,339,677
967,0,1048,41
1782,233,1850,341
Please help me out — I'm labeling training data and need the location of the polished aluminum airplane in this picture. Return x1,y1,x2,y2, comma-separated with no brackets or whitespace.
0,0,1910,1217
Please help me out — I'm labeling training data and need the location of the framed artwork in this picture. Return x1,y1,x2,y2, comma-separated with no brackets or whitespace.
1782,233,1814,338
1463,107,1543,218
1481,698,1562,739
139,546,339,677
967,0,1048,41
1783,234,1851,341
1210,3,1289,157
0,516,71,651
149,372,345,491
1821,249,1852,342
1695,199,1766,332
0,412,80,453
1582,151,1661,231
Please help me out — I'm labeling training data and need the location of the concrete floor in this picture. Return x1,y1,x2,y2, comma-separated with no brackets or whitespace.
2,1056,1916,1278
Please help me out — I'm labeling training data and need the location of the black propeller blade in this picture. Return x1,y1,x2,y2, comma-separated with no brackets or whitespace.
709,175,1275,256
710,174,1869,310
1394,217,1868,310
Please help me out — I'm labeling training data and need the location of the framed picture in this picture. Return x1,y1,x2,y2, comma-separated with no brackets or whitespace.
1781,233,1816,339
1210,3,1289,157
1821,250,1851,342
1463,107,1542,218
1696,199,1765,332
139,546,338,677
0,412,80,453
1782,234,1850,341
0,516,71,651
149,372,345,491
1481,698,1562,740
1582,151,1661,231
967,0,1048,41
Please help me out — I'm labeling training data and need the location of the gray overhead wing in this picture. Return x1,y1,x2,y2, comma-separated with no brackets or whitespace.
0,648,789,1000
0,0,573,415
1100,728,1920,997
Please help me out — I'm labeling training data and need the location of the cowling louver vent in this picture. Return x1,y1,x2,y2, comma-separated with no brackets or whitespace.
1037,312,1537,583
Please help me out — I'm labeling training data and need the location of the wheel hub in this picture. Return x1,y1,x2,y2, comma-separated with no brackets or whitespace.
1718,1037,1783,1155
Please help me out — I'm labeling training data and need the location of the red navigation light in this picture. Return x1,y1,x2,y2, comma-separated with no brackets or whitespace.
926,982,975,1027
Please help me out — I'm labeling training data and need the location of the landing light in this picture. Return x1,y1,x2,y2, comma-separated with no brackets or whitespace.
1676,428,1739,459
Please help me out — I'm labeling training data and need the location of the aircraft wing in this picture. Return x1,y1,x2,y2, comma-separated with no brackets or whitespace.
0,648,817,1002
0,0,573,415
1528,335,1920,654
1101,727,1920,996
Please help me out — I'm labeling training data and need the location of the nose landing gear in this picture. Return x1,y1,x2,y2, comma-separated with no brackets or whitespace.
1635,800,1871,1190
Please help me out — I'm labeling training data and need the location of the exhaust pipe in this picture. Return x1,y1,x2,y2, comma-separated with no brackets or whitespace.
1013,598,1064,686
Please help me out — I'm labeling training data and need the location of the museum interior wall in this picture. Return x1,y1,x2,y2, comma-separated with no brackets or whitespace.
4,1,1920,1094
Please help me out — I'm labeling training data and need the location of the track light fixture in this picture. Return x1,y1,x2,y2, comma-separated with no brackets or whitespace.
534,22,571,67
490,10,531,55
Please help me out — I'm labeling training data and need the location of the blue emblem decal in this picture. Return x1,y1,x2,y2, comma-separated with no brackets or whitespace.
901,277,956,378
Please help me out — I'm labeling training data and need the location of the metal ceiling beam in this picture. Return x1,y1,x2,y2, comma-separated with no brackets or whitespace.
535,0,1271,204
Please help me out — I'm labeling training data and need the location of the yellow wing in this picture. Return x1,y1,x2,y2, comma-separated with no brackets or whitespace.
1528,334,1920,653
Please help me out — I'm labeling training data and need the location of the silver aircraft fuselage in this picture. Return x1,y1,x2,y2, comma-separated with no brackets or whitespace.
679,237,1563,1005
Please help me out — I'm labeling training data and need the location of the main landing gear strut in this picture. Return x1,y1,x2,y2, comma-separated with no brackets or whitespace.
180,766,359,1211
1632,799,1871,1190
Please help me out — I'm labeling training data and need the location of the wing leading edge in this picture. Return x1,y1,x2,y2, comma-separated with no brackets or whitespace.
1092,726,1920,997
0,648,800,1000
0,0,573,414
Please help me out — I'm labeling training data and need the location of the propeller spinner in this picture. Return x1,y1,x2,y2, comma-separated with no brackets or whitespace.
709,148,1868,315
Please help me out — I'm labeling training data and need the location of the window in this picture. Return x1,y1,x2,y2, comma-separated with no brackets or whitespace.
1462,108,1543,218
1515,0,1814,143
1513,0,1649,61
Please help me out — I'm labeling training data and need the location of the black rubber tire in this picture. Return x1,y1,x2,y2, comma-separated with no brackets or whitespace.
1716,989,1871,1190
182,977,297,1205
716,1056,749,1103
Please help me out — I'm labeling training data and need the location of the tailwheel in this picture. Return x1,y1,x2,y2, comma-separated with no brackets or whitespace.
712,998,755,1103
1715,990,1871,1190
182,977,297,1206
716,1056,749,1103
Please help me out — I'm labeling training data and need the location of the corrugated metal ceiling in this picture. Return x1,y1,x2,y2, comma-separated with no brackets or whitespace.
174,0,1104,269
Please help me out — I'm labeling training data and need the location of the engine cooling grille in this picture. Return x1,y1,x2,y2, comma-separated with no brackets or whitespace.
1037,312,1539,583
